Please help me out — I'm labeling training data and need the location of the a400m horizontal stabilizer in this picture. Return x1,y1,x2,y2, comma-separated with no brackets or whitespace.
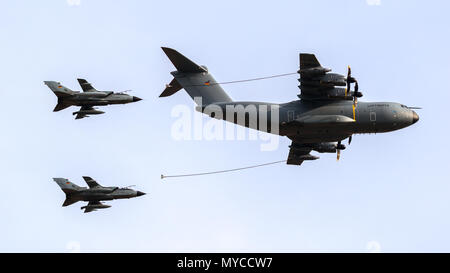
159,78,182,97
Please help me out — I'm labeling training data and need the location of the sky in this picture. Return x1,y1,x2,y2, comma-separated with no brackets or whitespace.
0,0,449,252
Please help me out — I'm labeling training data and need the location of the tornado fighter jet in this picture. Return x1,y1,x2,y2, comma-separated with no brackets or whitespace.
160,48,420,166
54,177,146,213
44,79,142,119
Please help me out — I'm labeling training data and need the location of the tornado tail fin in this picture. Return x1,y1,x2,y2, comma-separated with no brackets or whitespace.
44,81,76,98
45,81,75,111
53,178,82,194
53,178,82,207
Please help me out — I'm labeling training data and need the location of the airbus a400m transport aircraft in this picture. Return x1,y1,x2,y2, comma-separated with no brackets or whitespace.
160,47,419,166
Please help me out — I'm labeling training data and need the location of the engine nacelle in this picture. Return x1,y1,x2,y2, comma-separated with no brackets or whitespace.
312,142,346,153
313,143,337,153
297,154,319,161
298,67,331,77
300,73,347,88
319,73,347,87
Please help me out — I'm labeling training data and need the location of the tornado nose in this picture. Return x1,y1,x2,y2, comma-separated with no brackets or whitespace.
136,191,146,197
412,111,419,124
132,96,142,102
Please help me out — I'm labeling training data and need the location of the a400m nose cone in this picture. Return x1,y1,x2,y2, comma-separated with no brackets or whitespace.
133,96,142,102
412,111,419,124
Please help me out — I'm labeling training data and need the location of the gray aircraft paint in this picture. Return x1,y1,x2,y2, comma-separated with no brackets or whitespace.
44,79,142,119
53,177,145,213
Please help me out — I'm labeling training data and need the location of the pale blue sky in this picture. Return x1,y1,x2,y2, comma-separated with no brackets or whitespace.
0,0,448,252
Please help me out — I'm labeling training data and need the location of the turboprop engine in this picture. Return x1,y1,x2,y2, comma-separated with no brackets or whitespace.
312,142,346,153
296,154,319,161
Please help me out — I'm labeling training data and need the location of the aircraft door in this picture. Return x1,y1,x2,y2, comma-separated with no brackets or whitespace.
287,110,295,122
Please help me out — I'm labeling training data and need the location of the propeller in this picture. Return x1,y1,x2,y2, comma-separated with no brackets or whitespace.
346,66,355,97
340,66,360,159
346,65,362,103
335,140,349,161
117,89,133,94
353,80,359,104
346,65,362,124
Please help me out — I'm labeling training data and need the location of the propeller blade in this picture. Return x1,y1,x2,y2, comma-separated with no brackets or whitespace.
337,140,342,161
348,136,352,145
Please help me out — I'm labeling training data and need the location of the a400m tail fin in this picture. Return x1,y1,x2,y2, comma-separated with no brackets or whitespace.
159,47,232,105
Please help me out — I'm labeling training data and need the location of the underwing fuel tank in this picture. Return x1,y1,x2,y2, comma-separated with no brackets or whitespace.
81,204,111,210
296,154,319,161
72,109,105,116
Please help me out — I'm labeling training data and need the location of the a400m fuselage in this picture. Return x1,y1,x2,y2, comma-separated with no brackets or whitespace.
199,100,419,143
